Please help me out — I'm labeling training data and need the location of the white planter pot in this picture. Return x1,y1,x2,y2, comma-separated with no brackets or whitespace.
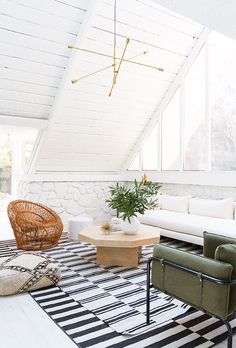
111,217,122,231
121,216,141,235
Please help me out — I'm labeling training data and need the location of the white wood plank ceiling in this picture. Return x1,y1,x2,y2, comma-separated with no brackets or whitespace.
0,0,88,119
152,0,236,41
0,0,204,173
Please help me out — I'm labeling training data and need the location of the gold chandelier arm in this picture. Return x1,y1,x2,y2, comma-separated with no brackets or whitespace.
109,37,130,97
68,44,164,72
71,64,114,84
71,51,148,84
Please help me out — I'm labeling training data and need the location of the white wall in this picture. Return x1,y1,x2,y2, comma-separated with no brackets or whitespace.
124,171,236,188
19,179,236,233
18,181,115,230
161,183,236,200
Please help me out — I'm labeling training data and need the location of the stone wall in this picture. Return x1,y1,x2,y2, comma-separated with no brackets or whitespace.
18,181,116,230
19,180,236,231
160,183,236,200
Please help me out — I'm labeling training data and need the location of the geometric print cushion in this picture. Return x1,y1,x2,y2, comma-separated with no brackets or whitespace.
0,253,61,296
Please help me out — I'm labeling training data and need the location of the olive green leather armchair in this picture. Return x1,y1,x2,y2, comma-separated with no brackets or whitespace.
146,232,236,348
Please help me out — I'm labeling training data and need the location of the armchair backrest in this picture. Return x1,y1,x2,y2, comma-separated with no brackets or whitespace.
203,232,236,258
8,200,59,225
204,232,236,315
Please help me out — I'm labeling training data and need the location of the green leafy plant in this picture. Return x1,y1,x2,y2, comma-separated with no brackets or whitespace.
106,175,161,222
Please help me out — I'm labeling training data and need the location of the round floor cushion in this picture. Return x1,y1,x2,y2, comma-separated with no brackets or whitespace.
0,253,61,296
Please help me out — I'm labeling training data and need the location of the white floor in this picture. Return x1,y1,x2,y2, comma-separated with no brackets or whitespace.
0,213,76,348
1,211,14,240
0,213,232,348
0,293,77,348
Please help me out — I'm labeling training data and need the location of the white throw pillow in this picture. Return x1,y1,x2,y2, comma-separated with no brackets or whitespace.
189,198,234,220
159,195,190,213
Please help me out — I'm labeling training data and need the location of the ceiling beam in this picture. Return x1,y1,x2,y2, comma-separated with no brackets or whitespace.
0,115,48,129
23,172,125,182
122,27,210,170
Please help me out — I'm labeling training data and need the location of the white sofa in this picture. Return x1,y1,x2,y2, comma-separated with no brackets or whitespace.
138,195,236,245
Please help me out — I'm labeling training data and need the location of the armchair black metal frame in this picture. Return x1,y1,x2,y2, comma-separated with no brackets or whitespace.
146,256,235,348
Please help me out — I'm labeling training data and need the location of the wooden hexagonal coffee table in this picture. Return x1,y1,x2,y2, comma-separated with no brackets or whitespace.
78,225,160,267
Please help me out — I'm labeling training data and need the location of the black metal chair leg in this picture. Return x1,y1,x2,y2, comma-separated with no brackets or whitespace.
146,258,151,325
223,320,233,348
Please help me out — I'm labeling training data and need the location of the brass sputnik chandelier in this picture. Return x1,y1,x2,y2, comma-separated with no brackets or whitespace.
68,0,164,96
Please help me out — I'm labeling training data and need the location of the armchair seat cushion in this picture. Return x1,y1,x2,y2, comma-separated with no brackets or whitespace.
139,210,236,238
0,253,61,296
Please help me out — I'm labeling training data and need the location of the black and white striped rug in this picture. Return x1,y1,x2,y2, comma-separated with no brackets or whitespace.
0,235,235,347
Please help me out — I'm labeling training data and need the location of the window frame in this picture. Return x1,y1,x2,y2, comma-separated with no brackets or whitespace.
142,122,159,171
182,44,210,172
127,40,213,174
161,87,181,171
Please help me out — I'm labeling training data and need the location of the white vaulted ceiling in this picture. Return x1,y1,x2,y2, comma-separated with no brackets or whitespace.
0,0,204,173
0,0,89,120
152,0,236,42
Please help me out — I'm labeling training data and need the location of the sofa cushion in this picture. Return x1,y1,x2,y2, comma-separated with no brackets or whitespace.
138,209,236,238
189,198,233,220
159,194,190,213
0,253,61,296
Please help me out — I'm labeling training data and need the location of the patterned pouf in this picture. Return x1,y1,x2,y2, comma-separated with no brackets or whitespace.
0,253,61,295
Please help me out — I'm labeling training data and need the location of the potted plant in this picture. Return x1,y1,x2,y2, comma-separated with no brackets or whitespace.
106,175,161,234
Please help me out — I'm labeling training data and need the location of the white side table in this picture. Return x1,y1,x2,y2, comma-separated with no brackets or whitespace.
68,216,93,240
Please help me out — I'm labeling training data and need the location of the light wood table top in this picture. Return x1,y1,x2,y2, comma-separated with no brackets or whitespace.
78,224,160,248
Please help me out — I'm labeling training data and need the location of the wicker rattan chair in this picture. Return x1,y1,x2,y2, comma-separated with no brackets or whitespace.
7,200,63,251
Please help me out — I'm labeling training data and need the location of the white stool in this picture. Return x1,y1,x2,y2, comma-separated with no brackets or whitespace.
68,216,93,240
